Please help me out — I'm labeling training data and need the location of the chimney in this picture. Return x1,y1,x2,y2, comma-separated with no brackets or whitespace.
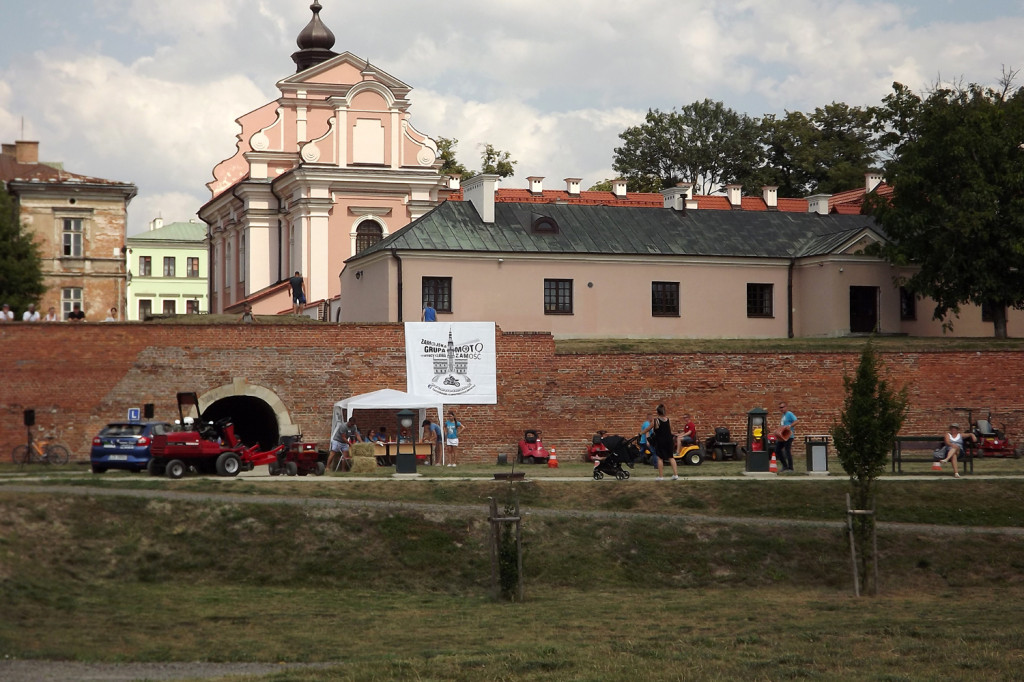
15,140,39,164
865,170,884,193
527,176,544,195
463,174,499,223
725,184,742,209
447,174,461,191
660,187,687,212
611,179,627,199
2,143,15,158
807,194,832,216
150,217,164,231
762,185,778,210
564,177,581,196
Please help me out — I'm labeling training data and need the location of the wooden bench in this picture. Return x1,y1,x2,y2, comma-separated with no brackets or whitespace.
891,436,974,474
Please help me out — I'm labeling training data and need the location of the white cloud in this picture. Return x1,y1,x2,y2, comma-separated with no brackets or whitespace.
3,0,1024,233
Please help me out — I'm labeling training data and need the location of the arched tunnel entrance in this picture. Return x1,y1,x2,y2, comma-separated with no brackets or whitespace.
202,396,280,451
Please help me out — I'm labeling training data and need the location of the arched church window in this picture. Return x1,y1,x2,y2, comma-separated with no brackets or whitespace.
355,220,384,253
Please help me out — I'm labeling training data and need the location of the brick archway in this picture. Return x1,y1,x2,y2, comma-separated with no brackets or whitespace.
199,378,300,441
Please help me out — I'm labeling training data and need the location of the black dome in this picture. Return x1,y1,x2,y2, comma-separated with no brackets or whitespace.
292,1,338,72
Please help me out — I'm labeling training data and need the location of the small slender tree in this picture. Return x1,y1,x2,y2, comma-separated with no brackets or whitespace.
831,343,908,595
479,144,517,178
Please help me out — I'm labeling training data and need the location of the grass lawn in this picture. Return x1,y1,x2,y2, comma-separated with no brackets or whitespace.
2,467,1024,680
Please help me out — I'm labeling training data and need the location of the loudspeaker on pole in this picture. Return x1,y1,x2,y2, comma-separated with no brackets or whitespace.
23,409,35,427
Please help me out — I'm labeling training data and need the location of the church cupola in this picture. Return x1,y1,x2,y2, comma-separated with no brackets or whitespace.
291,1,338,73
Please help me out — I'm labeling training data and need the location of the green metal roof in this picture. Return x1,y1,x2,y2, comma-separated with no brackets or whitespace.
351,201,879,261
128,221,207,243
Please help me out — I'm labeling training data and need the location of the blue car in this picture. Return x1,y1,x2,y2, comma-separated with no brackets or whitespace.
90,422,173,473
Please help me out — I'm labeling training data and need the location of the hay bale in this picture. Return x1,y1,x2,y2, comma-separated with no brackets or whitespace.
348,442,377,474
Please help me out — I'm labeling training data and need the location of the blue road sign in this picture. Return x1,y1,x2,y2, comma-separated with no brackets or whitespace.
128,407,141,422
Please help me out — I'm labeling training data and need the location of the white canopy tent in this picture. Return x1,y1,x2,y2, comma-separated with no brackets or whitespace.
332,389,446,464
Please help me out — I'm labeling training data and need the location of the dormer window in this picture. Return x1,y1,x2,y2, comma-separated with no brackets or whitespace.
531,214,558,234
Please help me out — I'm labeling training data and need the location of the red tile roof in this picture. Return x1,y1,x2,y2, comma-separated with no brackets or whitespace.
0,155,129,186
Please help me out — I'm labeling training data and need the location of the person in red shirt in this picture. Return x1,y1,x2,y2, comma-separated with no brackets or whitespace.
680,413,697,447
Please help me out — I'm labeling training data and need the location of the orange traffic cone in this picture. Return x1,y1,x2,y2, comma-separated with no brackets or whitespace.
769,453,778,474
932,458,942,471
548,448,559,468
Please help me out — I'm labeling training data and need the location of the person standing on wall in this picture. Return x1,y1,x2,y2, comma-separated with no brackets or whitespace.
777,402,798,472
422,302,436,321
22,303,40,322
444,411,463,467
289,271,306,315
642,404,679,481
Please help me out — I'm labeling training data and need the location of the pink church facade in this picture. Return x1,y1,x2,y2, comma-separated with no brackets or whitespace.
199,3,448,316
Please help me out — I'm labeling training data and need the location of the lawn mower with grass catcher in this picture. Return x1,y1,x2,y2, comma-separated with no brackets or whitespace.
517,429,550,464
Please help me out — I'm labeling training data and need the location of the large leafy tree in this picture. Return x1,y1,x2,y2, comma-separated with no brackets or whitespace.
612,99,764,195
760,103,881,197
868,74,1024,337
0,185,45,312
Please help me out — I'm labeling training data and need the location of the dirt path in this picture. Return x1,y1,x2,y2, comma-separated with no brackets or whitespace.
5,483,1024,537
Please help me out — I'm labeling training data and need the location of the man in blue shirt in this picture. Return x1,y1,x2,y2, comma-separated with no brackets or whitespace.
422,303,436,321
777,402,798,472
421,419,443,465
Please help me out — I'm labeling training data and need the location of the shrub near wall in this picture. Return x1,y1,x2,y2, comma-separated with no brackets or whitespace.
1,323,1022,463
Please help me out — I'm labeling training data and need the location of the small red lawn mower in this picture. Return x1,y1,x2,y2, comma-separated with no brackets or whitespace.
269,439,328,476
517,429,550,464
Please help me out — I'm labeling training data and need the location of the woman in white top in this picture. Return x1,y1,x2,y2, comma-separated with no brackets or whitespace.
940,423,975,478
43,306,59,322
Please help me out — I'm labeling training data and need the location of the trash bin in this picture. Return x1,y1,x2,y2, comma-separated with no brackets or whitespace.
805,435,830,474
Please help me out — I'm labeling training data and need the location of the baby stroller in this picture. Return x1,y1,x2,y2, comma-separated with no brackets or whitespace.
593,434,640,480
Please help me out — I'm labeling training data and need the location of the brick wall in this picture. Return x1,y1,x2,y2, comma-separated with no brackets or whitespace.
2,323,1022,463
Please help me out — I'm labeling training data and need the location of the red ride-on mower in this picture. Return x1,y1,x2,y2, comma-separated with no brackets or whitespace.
148,392,287,479
971,412,1020,458
269,440,328,476
517,429,550,464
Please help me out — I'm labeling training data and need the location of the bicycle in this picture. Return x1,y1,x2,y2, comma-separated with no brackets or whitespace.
11,428,70,465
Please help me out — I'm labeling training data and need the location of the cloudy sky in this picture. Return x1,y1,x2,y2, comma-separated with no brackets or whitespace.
1,0,1022,234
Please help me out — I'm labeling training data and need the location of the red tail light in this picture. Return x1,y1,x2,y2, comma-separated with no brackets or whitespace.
138,436,150,445
92,437,102,445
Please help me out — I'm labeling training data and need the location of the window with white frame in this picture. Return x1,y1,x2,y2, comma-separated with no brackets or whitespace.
162,299,176,315
163,256,175,277
187,257,199,278
62,218,83,257
139,255,152,277
61,287,82,319
186,299,200,314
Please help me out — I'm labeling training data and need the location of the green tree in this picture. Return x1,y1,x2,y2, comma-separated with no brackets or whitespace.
0,185,45,311
760,103,881,197
831,343,908,595
613,99,764,195
479,143,517,178
436,136,473,180
868,74,1024,337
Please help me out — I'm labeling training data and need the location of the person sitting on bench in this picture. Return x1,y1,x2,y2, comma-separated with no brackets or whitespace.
939,423,976,478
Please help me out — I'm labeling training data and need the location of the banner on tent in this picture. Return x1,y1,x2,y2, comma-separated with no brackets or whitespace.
405,322,497,404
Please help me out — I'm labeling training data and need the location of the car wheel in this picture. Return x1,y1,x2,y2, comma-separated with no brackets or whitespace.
147,458,165,476
686,450,703,466
216,452,242,477
165,459,186,479
285,461,298,476
315,462,326,476
91,464,107,474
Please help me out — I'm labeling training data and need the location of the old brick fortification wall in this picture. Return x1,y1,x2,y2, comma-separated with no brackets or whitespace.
2,323,1022,463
